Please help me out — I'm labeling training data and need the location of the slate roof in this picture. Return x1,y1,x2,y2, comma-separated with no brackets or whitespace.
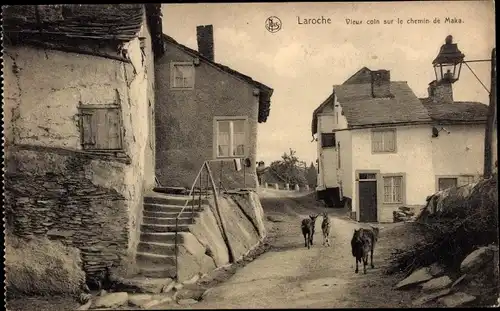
163,34,273,123
2,4,164,59
311,80,432,135
420,98,489,123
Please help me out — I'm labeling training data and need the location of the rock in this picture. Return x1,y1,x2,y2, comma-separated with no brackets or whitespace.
115,277,173,294
395,267,433,289
162,281,176,293
76,300,92,310
183,274,200,286
173,283,184,291
178,298,199,305
128,294,153,308
437,292,476,307
176,288,206,301
97,289,107,296
451,274,468,288
412,288,451,306
428,262,445,277
143,296,173,309
460,245,498,274
93,292,129,309
420,276,453,292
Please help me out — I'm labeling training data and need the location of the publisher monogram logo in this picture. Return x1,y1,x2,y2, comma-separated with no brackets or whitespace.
265,16,282,33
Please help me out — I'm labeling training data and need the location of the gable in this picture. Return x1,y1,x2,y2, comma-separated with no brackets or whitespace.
343,67,372,85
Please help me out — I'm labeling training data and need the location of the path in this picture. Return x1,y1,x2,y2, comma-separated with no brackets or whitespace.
159,189,417,309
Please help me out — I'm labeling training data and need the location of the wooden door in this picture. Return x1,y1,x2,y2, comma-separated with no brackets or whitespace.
359,180,378,222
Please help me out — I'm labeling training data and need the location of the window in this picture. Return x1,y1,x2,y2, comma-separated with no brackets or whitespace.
321,133,336,148
438,178,458,191
359,173,377,180
170,62,194,89
372,129,396,153
458,175,475,187
215,118,247,158
79,105,123,151
383,176,403,204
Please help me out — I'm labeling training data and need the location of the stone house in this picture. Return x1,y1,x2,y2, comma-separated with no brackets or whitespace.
311,67,496,223
3,4,164,281
154,25,274,190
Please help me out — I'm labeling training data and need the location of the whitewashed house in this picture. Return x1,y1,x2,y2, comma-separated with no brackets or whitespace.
311,67,495,223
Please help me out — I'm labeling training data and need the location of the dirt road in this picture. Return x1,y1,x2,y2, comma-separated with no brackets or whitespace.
162,189,418,309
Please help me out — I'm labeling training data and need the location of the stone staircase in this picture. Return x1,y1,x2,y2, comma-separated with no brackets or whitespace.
136,191,210,279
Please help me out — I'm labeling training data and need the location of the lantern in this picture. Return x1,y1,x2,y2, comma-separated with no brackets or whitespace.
432,35,465,83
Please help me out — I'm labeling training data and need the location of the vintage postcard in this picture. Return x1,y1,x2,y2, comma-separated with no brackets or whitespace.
2,1,498,310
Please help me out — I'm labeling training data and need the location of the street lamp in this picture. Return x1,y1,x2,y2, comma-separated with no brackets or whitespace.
432,35,465,84
432,35,496,178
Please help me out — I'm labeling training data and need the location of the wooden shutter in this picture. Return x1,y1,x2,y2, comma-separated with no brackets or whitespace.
80,111,96,148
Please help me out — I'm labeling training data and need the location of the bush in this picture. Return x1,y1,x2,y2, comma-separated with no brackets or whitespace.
5,234,86,297
387,175,499,276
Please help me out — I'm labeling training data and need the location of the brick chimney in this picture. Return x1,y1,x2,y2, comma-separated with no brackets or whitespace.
427,80,453,104
196,25,214,62
371,70,392,98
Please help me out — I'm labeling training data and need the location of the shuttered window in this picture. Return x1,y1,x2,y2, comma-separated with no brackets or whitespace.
79,106,123,151
372,129,396,153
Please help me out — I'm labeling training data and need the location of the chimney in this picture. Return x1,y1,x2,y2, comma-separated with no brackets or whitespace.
427,80,453,104
371,70,392,98
196,25,214,62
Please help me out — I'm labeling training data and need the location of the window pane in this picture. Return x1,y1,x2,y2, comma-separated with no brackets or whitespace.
372,132,383,152
218,121,230,133
393,176,402,202
233,120,245,133
383,131,395,151
438,178,457,191
173,64,194,88
218,145,229,157
233,132,245,156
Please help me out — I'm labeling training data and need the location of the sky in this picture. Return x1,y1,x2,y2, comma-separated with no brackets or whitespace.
162,1,495,165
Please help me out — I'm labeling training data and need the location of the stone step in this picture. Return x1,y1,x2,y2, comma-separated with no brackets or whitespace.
136,264,176,279
136,252,176,266
153,187,189,195
138,242,176,255
144,195,209,206
143,203,204,213
143,210,202,218
142,216,195,226
140,232,185,244
141,223,191,233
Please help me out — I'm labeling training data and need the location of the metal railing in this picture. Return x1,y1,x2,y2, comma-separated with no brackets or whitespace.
174,159,239,280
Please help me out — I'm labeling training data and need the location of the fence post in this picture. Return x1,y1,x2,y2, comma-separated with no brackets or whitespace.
285,183,290,190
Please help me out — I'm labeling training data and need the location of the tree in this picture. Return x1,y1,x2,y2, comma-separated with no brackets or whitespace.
306,162,317,188
269,148,308,187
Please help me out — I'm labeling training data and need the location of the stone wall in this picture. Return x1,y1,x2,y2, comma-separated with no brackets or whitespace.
4,146,130,279
176,190,266,282
155,42,260,190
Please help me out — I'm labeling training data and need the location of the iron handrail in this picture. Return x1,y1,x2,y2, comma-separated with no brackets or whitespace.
173,158,245,280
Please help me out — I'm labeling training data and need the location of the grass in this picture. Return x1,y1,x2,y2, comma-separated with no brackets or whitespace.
5,234,86,298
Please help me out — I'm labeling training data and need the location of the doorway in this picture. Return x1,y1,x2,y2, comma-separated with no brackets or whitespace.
358,172,378,222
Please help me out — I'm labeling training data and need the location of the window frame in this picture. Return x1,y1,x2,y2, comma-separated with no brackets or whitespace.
371,128,397,154
213,116,249,159
170,61,195,90
382,174,405,204
78,104,124,152
436,175,476,192
321,133,336,149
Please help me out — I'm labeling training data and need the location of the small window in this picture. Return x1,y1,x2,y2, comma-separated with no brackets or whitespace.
216,118,247,158
79,105,123,151
438,178,458,191
359,173,376,180
321,133,336,148
171,62,195,89
372,129,396,153
458,175,475,187
383,176,403,203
